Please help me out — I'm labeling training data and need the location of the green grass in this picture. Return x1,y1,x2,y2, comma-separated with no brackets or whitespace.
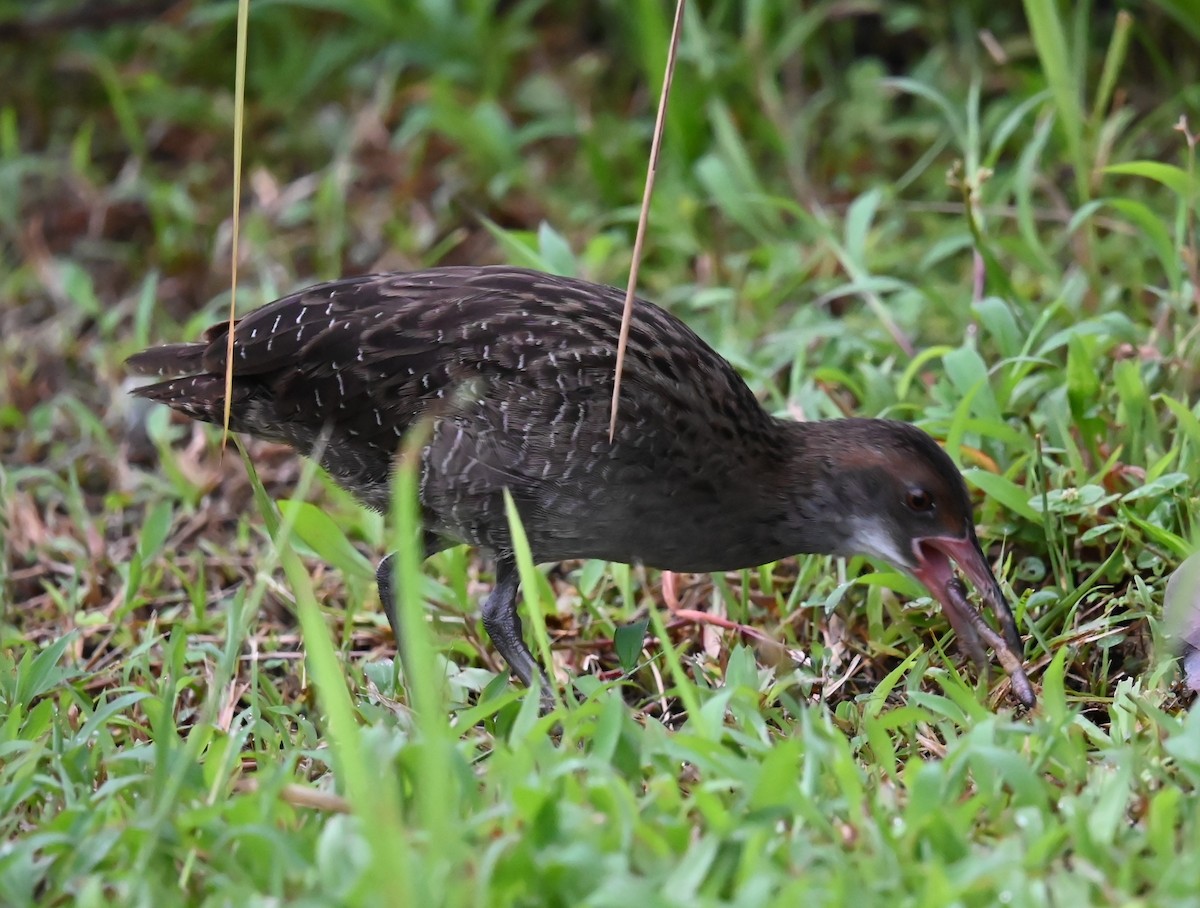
2,0,1199,904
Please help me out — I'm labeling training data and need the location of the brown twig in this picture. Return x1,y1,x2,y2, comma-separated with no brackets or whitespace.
221,0,250,454
608,0,686,441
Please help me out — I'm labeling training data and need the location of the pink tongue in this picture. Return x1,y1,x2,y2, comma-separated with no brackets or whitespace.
919,542,957,592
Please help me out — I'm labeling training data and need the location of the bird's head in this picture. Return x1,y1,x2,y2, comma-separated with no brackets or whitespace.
791,419,1034,706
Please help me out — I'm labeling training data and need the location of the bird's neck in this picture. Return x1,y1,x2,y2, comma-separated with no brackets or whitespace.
750,418,861,561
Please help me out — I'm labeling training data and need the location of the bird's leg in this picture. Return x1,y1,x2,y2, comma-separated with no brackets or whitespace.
376,532,447,642
376,552,399,638
379,545,555,711
481,557,555,710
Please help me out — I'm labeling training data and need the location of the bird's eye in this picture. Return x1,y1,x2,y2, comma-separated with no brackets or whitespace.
906,489,934,512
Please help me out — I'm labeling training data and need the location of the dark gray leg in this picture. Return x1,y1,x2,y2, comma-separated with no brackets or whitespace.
376,552,400,638
376,532,447,641
481,558,555,709
379,547,555,710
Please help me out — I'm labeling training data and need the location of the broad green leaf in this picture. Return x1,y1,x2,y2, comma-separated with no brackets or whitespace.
1104,161,1197,201
276,500,374,579
963,469,1041,522
614,617,649,674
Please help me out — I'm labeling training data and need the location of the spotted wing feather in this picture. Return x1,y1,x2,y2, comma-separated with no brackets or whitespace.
127,267,772,544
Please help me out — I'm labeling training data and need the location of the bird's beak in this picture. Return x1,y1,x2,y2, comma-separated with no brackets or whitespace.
911,533,1036,707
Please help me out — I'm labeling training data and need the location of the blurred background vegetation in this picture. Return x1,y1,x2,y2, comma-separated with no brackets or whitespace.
1,1,1199,904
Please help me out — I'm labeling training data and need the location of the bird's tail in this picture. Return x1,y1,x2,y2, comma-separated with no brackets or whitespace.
130,373,254,428
126,343,254,429
125,342,208,377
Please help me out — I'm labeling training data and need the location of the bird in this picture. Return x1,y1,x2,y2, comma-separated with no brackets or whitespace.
126,265,1036,709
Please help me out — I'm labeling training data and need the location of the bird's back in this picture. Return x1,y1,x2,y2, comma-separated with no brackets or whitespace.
128,266,781,565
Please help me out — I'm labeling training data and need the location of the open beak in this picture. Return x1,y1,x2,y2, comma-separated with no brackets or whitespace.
911,533,1036,708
